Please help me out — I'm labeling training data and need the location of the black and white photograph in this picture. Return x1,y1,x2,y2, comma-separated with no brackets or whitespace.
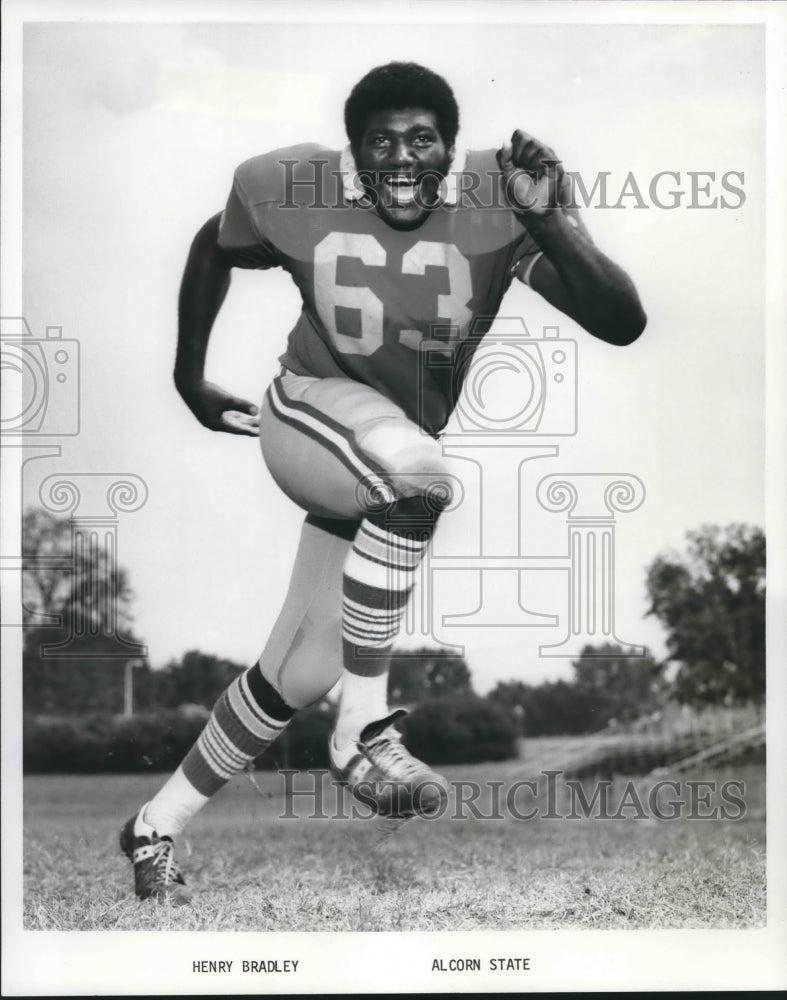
2,0,785,994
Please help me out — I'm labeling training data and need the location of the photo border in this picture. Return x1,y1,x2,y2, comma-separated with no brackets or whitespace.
2,0,785,994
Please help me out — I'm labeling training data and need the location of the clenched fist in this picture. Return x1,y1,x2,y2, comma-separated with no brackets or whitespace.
497,130,572,218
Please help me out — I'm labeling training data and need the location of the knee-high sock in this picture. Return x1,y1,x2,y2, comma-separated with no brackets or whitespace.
143,515,355,837
143,665,295,836
335,496,439,744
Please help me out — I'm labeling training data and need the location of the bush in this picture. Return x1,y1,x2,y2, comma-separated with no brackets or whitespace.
23,708,209,774
262,701,337,771
23,694,520,774
401,695,518,765
22,702,341,775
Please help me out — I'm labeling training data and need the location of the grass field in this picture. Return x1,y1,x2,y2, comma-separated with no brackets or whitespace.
22,743,766,932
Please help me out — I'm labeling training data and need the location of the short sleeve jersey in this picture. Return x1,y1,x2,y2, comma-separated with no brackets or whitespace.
218,143,542,435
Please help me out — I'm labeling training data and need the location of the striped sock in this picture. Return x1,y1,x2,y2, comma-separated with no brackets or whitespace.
335,514,431,744
143,666,296,838
181,666,295,796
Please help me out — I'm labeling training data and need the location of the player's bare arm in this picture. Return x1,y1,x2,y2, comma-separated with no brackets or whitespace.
499,129,647,347
174,213,260,436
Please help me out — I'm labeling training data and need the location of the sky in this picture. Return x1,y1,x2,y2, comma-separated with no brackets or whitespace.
16,17,766,693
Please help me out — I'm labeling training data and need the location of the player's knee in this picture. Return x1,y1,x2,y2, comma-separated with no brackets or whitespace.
361,426,449,500
393,441,447,480
392,447,453,511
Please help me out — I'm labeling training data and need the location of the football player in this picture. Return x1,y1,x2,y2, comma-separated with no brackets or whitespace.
120,62,646,902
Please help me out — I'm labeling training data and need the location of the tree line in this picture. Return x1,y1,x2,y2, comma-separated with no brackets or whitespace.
22,510,765,743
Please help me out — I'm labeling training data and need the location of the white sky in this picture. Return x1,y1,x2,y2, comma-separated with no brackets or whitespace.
19,19,765,692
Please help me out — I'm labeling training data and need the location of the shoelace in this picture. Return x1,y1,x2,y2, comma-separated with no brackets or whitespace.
365,733,424,779
150,838,183,885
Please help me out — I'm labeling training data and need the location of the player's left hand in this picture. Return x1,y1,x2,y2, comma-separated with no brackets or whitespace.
497,131,571,219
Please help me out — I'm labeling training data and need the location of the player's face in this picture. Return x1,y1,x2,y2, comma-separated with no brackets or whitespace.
354,109,454,230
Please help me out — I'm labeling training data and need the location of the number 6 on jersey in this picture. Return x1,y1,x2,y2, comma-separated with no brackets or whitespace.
314,232,473,356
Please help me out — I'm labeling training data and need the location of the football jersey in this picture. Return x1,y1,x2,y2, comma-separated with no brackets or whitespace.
218,143,542,435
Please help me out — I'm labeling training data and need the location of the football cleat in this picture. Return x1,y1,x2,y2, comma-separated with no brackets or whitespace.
329,709,449,818
119,805,191,905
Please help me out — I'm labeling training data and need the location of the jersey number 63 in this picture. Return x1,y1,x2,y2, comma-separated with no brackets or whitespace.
314,232,473,356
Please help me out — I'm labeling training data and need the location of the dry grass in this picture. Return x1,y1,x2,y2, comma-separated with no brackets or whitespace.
22,753,766,932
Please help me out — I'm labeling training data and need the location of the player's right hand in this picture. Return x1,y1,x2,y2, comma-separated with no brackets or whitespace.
175,377,260,436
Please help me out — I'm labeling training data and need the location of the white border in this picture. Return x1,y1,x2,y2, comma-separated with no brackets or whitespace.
2,0,785,994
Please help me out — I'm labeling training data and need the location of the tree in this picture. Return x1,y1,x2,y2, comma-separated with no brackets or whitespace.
645,523,765,707
22,508,137,641
21,508,72,633
387,647,473,704
152,650,245,710
571,643,666,727
487,644,665,736
22,507,146,715
488,678,603,736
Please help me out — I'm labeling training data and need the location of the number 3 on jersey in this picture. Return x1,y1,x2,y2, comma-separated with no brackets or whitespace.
313,232,473,356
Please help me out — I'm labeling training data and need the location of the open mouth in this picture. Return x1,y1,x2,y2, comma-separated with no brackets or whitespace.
382,175,418,207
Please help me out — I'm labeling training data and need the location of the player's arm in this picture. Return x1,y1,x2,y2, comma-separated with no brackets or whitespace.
499,131,647,347
174,213,260,436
